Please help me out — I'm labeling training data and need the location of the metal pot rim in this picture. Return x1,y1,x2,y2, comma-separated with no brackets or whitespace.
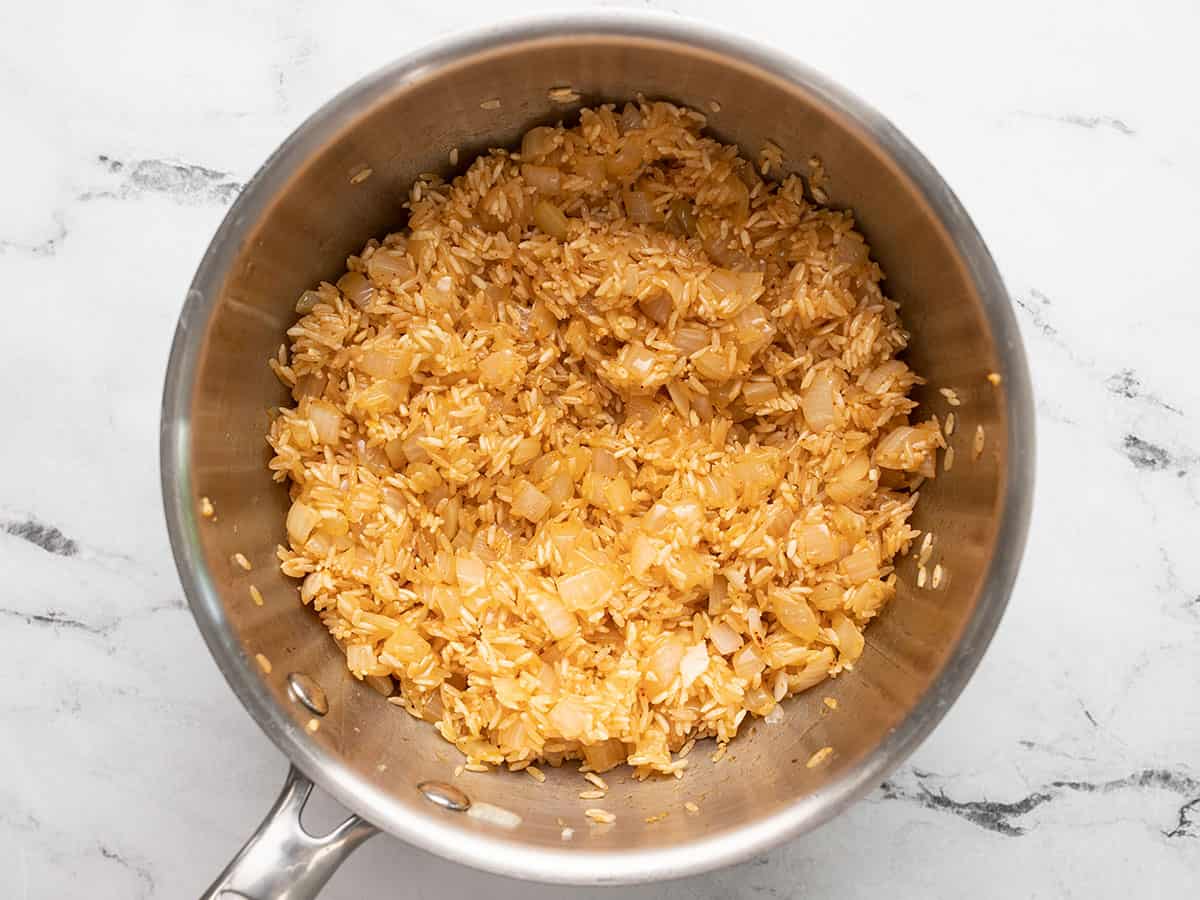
161,9,1035,885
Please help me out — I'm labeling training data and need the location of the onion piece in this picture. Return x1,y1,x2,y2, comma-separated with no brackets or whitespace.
801,369,839,431
521,126,558,160
286,500,320,545
671,322,711,354
772,589,819,641
732,642,765,680
337,271,374,308
832,614,864,663
709,621,744,655
797,523,839,565
557,566,619,613
526,584,577,640
521,163,561,194
456,554,487,590
511,481,551,522
679,643,709,688
366,249,415,286
382,625,432,666
638,290,673,325
533,200,570,239
307,400,342,444
548,696,589,739
295,290,322,314
623,187,660,224
582,738,626,773
841,545,878,584
606,134,645,177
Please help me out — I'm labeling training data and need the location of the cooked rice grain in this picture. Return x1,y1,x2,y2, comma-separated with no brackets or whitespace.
267,99,938,778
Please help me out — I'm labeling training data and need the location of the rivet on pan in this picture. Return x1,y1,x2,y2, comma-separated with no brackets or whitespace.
418,781,470,812
286,672,328,717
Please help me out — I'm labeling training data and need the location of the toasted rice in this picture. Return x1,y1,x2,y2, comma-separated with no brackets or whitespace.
266,99,940,778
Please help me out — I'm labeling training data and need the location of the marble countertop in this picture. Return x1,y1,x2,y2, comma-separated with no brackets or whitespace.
3,0,1198,897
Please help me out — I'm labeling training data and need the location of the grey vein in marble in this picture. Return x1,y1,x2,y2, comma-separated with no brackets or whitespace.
3,516,79,557
881,767,1200,840
96,154,245,205
1016,110,1136,135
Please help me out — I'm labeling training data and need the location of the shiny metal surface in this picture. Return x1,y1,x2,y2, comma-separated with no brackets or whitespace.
286,672,329,717
199,767,376,900
162,11,1034,890
417,781,472,813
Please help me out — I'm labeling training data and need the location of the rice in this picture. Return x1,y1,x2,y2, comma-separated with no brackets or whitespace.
266,99,940,778
806,746,833,768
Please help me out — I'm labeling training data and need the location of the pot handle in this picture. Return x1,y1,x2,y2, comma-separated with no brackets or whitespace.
201,766,378,900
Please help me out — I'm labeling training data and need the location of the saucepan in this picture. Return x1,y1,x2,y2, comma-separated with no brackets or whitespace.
161,12,1034,898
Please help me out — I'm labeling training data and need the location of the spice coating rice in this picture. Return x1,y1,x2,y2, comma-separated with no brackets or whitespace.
266,99,942,777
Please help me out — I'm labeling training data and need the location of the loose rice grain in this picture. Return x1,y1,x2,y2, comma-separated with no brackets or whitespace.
806,746,833,768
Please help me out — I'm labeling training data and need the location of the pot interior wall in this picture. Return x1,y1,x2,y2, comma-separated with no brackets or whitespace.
180,31,1007,861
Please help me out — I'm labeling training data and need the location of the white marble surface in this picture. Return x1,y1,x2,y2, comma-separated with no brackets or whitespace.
2,0,1199,896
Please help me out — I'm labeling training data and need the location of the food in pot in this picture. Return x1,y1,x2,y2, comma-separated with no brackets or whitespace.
266,99,942,777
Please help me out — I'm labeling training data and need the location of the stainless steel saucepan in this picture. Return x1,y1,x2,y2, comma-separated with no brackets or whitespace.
161,13,1034,898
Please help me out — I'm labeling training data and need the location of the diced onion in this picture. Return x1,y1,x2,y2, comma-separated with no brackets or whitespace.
582,738,626,773
479,348,524,387
521,126,558,160
606,134,645,177
287,500,320,544
809,581,845,611
862,360,909,394
623,187,659,224
832,614,864,663
638,290,673,324
557,567,618,613
797,523,839,565
533,200,570,239
772,589,819,641
527,585,577,639
741,380,780,406
671,322,711,354
548,696,589,738
521,163,561,194
619,102,644,133
841,545,878,584
456,554,487,590
307,400,342,444
709,621,743,655
679,643,709,688
693,346,735,381
382,625,432,665
366,249,415,286
337,271,374,308
648,634,687,686
295,290,322,314
732,643,765,680
512,481,551,522
801,369,838,431
708,574,729,616
512,437,541,466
